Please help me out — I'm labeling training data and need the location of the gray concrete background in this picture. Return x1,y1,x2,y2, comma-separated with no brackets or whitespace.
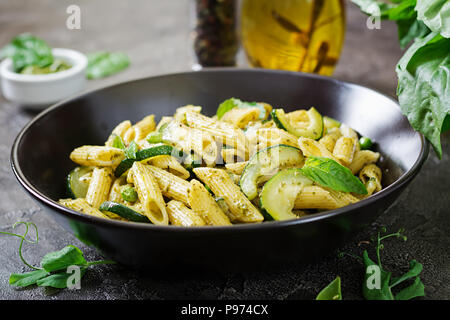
0,0,448,300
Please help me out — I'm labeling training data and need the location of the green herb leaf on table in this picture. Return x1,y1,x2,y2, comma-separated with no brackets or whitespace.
362,250,395,300
1,221,115,291
36,267,87,289
316,276,342,300
40,245,87,273
86,51,130,79
359,228,425,300
9,269,49,287
395,276,425,300
301,156,368,194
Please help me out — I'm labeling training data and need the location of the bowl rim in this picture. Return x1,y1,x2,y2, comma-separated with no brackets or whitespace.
10,68,430,233
0,48,87,82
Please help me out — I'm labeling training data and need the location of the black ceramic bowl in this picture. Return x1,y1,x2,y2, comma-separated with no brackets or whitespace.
11,69,428,271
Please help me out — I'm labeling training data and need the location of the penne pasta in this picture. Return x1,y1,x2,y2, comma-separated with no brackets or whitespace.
187,179,232,226
333,136,357,166
359,164,382,196
123,115,156,144
221,107,261,129
70,146,125,167
294,185,359,210
166,200,206,227
348,150,381,174
105,120,132,147
128,162,168,225
193,167,264,223
145,165,191,205
146,155,190,179
59,198,109,219
85,167,114,209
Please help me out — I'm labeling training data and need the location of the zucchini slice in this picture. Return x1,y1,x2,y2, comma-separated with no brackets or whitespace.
114,144,183,177
272,107,324,140
323,116,341,132
260,168,313,221
99,201,151,223
239,144,304,200
67,166,93,198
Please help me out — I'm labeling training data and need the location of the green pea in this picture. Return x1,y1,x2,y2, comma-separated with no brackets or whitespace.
359,137,373,150
121,186,138,202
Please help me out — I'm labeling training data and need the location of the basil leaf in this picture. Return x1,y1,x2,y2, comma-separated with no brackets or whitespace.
416,0,450,38
316,276,342,300
217,98,239,119
86,52,130,79
217,98,267,120
362,250,394,300
112,134,126,150
301,156,368,194
41,245,87,272
390,259,423,287
9,269,49,287
36,267,87,289
0,33,54,72
396,32,450,158
395,276,425,300
124,141,138,160
397,17,431,49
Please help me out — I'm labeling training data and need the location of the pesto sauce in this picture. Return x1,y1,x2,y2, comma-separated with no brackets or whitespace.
19,59,72,75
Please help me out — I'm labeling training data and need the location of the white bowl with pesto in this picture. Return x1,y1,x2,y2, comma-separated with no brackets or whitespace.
0,48,87,109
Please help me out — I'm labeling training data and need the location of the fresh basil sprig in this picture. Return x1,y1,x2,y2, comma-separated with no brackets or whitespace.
301,156,368,195
352,0,450,159
1,221,114,290
317,227,425,300
338,227,425,300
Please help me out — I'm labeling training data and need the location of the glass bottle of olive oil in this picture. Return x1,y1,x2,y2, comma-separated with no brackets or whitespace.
240,0,346,76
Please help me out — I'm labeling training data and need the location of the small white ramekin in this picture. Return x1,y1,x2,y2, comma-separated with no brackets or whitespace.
0,48,87,110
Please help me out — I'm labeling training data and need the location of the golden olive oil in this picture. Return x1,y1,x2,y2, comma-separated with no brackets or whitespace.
240,0,346,76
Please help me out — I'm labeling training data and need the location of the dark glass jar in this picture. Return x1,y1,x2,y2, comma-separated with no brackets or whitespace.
191,0,239,69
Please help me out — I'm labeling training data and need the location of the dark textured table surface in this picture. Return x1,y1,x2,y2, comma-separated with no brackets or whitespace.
0,0,449,300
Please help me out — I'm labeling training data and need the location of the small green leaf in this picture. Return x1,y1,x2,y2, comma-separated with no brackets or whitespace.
395,277,425,300
112,135,126,150
390,260,423,288
217,98,238,119
217,98,267,120
316,276,342,300
36,267,87,289
41,245,87,273
301,156,368,194
9,269,48,287
362,251,394,300
124,141,138,160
